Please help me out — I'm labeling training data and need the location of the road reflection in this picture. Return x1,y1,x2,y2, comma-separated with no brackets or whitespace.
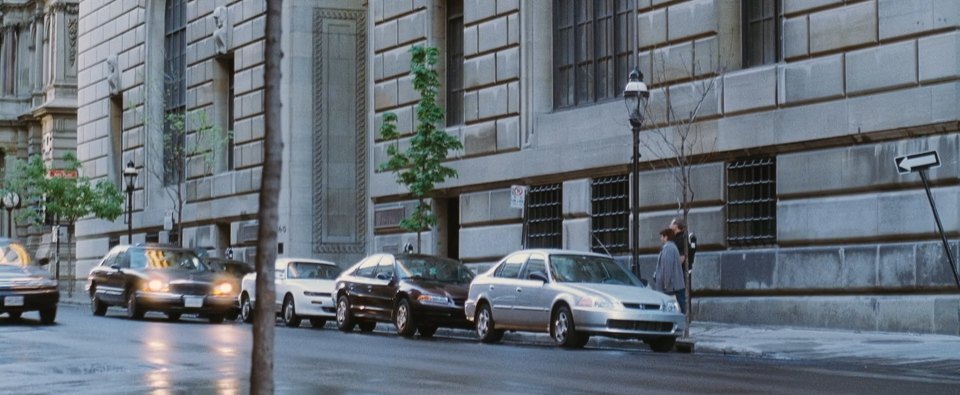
139,319,247,394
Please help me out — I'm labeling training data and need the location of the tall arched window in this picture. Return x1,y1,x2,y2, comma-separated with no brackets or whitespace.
163,0,187,184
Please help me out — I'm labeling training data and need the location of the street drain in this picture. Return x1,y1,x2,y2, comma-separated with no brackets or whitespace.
51,363,128,375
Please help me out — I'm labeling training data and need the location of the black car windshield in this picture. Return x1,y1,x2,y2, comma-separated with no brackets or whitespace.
549,255,639,286
0,242,31,266
396,256,474,283
129,248,208,273
288,262,341,280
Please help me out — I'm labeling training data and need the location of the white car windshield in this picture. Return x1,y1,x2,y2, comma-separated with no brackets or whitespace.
549,255,639,286
288,262,340,279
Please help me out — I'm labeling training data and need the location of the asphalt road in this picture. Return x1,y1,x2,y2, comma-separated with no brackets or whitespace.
0,305,957,394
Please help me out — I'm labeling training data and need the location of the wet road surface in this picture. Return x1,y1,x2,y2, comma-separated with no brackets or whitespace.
0,305,957,394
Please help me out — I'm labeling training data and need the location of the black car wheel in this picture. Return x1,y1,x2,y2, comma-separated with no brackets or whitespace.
310,318,327,328
240,293,254,323
551,305,585,349
647,336,676,353
358,321,377,332
7,311,21,320
475,303,503,344
282,295,301,328
39,306,57,325
336,295,355,332
394,299,417,337
208,314,225,324
126,291,144,320
418,325,438,338
166,313,181,322
90,291,107,316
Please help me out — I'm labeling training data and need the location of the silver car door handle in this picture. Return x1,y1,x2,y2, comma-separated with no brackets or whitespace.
516,287,522,293
489,285,495,290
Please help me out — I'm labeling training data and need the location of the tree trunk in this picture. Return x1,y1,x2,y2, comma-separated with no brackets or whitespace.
251,1,282,393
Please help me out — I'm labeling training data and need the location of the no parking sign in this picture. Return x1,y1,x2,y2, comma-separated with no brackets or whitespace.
510,185,527,209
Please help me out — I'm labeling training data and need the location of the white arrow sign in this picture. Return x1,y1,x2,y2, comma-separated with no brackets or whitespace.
895,150,940,175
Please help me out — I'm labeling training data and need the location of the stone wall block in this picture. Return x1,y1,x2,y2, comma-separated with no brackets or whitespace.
373,79,398,110
846,40,917,95
496,46,520,82
507,81,519,114
778,54,844,104
563,218,591,252
878,298,933,332
878,0,933,40
495,116,520,152
693,36,719,76
919,31,960,83
478,16,509,53
719,250,777,290
562,179,591,218
374,20,398,51
652,42,694,84
396,75,421,105
463,90,480,122
396,11,426,45
464,53,496,89
783,0,844,16
638,163,725,208
383,0,414,21
777,195,879,242
691,252,721,291
497,0,520,15
933,297,960,335
809,1,878,54
667,0,717,41
638,8,667,49
783,16,809,59
460,224,523,260
843,246,879,289
668,78,721,120
464,26,479,57
723,65,777,114
462,121,497,157
878,187,960,237
640,207,725,250
879,244,916,288
776,248,843,289
478,84,508,119
508,13,519,45
464,0,497,25
916,241,960,288
382,46,413,79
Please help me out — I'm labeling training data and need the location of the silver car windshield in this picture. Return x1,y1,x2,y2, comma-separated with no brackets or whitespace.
549,255,639,286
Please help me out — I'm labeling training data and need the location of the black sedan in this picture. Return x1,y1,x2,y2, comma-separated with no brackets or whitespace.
0,238,58,325
86,244,239,323
334,253,474,337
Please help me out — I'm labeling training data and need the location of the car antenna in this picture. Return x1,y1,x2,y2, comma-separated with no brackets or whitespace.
591,234,613,256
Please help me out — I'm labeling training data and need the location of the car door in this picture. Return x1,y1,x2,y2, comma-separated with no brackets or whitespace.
273,260,288,314
348,256,381,318
92,249,122,304
368,255,397,320
513,253,551,330
488,253,526,326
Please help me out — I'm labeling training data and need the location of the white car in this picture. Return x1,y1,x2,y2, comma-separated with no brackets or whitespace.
465,249,685,352
239,258,341,328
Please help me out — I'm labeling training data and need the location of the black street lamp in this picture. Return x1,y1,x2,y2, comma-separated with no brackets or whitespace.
123,161,139,244
2,191,21,237
623,67,649,277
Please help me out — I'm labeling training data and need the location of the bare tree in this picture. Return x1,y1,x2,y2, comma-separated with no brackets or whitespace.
250,0,282,392
643,55,720,339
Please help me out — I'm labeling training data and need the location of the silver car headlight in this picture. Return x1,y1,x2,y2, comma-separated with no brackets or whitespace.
576,295,623,310
662,300,680,312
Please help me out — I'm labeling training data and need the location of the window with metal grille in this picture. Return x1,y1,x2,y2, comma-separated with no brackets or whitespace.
554,0,635,109
526,183,563,249
726,157,777,247
742,0,780,68
446,0,464,126
591,175,629,254
163,0,187,185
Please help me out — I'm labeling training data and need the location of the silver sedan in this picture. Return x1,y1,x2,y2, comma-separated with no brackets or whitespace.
465,249,684,352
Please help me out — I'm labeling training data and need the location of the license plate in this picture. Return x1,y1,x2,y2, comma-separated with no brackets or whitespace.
184,296,204,308
5,296,24,307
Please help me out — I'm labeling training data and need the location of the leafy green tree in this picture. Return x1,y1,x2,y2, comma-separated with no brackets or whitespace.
379,46,463,253
3,153,124,290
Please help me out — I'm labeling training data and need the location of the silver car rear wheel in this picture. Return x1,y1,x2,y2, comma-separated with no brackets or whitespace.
476,303,503,344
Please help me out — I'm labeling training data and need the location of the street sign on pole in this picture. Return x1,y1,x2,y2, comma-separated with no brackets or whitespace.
895,149,959,289
510,185,527,209
895,150,940,175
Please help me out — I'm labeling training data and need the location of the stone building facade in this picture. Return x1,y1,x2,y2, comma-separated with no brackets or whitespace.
73,0,369,297
0,0,79,261
371,0,959,335
73,0,959,334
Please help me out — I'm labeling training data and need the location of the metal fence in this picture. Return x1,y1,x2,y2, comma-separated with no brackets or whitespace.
526,183,563,249
591,175,629,254
727,157,777,247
